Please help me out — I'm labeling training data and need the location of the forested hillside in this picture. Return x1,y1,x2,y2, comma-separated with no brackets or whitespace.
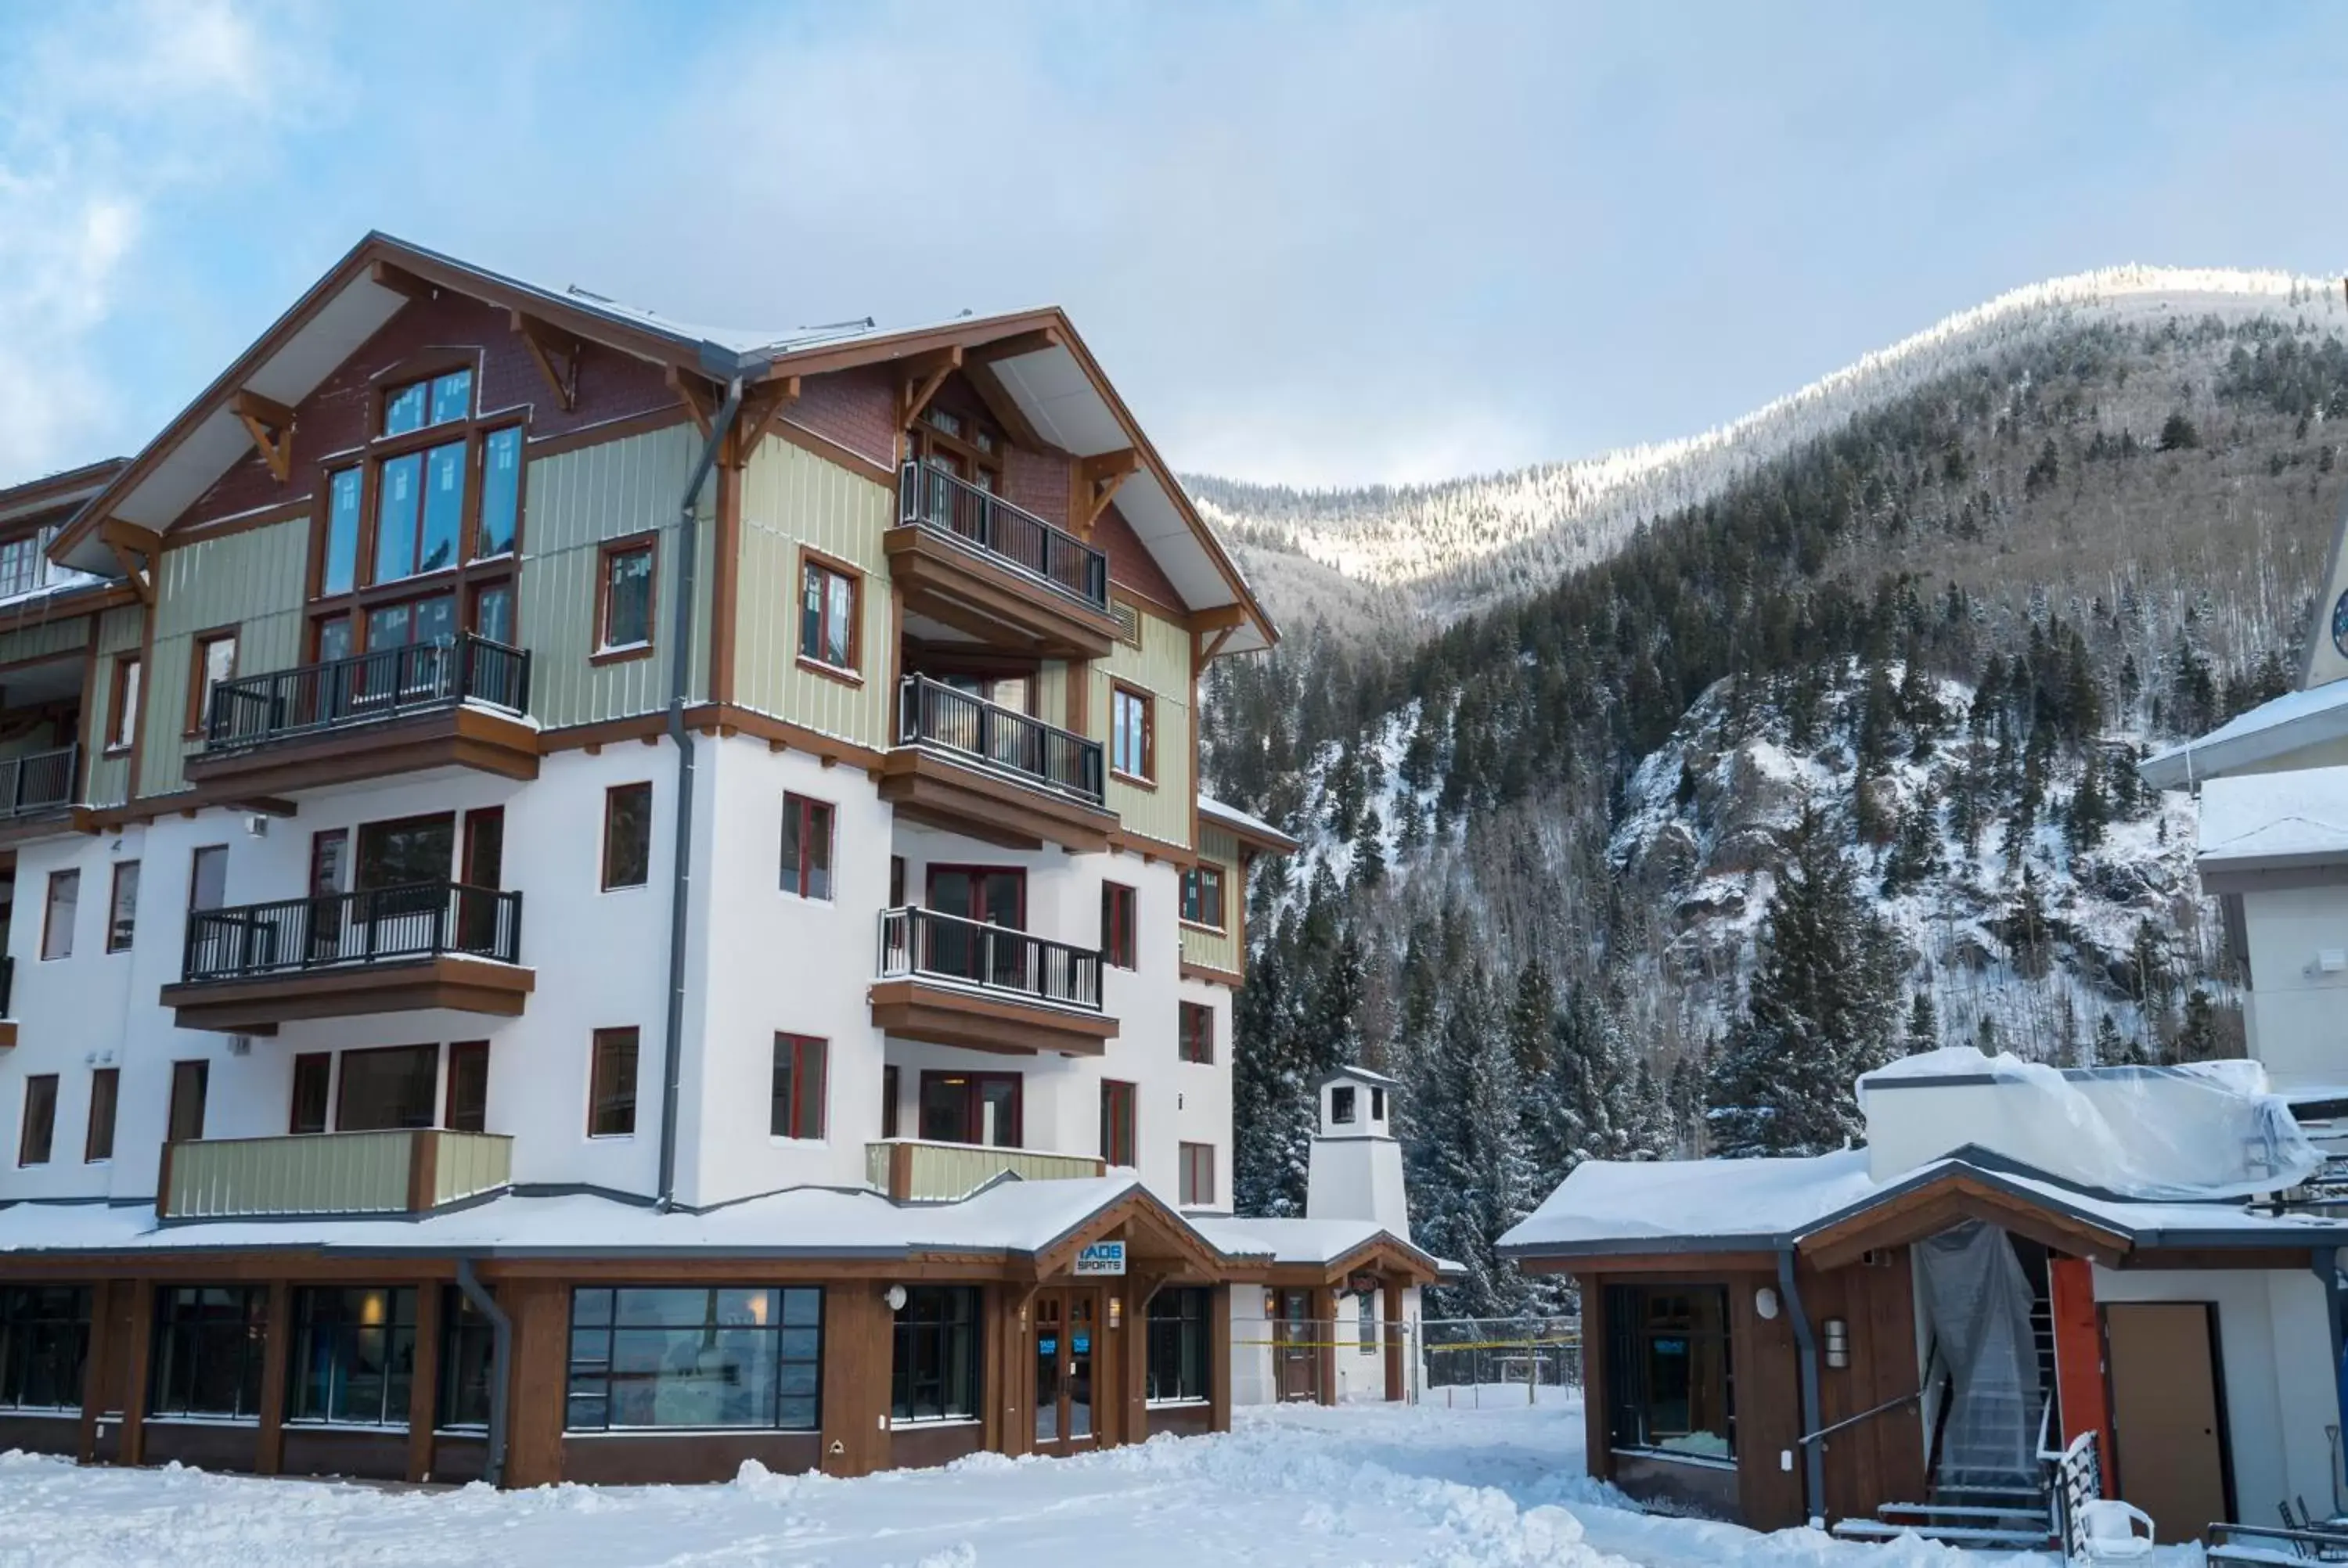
1204,304,2348,1314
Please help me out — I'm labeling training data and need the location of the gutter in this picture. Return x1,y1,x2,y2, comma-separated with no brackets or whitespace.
657,373,745,1210
1778,1249,1828,1530
455,1257,510,1487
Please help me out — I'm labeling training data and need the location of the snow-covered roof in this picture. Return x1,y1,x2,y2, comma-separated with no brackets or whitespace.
2139,678,2348,790
2195,763,2348,873
1191,1216,1445,1276
1316,1065,1399,1090
1198,795,1302,854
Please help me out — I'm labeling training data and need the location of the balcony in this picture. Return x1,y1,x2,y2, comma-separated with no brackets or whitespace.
0,743,83,849
886,464,1122,658
869,906,1118,1057
880,675,1116,852
865,1138,1106,1202
160,881,533,1034
185,635,538,800
157,1128,513,1219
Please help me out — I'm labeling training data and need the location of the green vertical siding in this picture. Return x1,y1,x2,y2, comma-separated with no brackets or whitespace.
81,605,144,807
1093,601,1194,849
733,434,893,748
0,613,88,667
144,520,311,795
520,424,714,729
1179,822,1243,973
1035,660,1068,727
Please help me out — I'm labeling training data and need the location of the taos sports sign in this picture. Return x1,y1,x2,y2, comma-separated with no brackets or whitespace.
1074,1241,1127,1276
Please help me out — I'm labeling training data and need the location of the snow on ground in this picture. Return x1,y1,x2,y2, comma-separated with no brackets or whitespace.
0,1400,2199,1568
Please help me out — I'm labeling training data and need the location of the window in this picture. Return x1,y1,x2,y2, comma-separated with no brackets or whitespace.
167,1059,209,1143
1179,1002,1215,1065
322,468,362,596
1604,1285,1734,1462
337,1044,439,1132
287,1286,417,1428
0,532,45,599
1372,1087,1387,1122
106,861,139,954
477,426,522,559
1331,1085,1356,1125
596,538,655,655
1111,685,1154,780
39,870,77,961
780,793,834,900
881,1064,900,1140
0,1286,90,1412
188,632,237,734
1179,1142,1216,1207
919,1071,1021,1147
602,782,652,890
1101,882,1136,969
891,1286,979,1422
84,1069,118,1163
439,1286,498,1430
150,1286,267,1419
290,1052,331,1135
566,1286,822,1431
771,1034,827,1141
107,654,140,752
798,556,859,672
1100,1080,1136,1167
189,844,228,912
889,854,906,908
446,1041,489,1133
589,1027,638,1137
17,1075,56,1166
1180,863,1226,930
1146,1287,1208,1403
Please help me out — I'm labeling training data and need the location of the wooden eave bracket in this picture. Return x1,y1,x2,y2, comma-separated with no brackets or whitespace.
666,366,721,440
1075,448,1139,537
98,517,160,604
510,310,583,412
1191,604,1248,674
231,390,296,484
965,326,1062,365
370,259,438,302
727,376,801,467
897,346,963,435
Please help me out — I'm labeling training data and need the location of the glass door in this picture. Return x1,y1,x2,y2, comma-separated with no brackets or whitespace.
1032,1289,1099,1453
1278,1289,1316,1402
1033,1293,1064,1447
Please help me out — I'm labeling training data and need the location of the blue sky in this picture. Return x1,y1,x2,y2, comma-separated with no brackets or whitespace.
5,1,2348,491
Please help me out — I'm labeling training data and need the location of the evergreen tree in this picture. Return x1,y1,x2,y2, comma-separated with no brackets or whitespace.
1408,967,1537,1316
2093,1012,2127,1067
1706,808,1903,1156
2065,750,2108,856
2157,410,2202,451
1906,990,1939,1054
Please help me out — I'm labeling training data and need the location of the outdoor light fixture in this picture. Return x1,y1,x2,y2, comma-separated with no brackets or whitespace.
1107,1298,1122,1329
1823,1317,1849,1368
1755,1286,1780,1321
884,1284,908,1312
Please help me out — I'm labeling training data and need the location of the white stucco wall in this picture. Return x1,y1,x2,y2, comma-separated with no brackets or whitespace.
2237,882,2348,1088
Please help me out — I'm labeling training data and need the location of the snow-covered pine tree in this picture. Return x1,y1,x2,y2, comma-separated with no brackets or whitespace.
1409,966,1538,1317
1706,807,1902,1156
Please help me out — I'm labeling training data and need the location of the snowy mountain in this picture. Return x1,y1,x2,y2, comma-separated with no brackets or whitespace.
1194,267,2348,628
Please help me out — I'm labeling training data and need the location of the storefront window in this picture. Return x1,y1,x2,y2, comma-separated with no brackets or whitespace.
150,1286,268,1419
0,1286,89,1411
1146,1287,1209,1403
1604,1285,1734,1461
890,1286,979,1422
440,1286,499,1430
287,1286,417,1427
566,1286,821,1432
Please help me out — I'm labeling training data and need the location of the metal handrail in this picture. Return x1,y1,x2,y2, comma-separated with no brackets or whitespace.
897,674,1105,804
1799,1386,1924,1448
182,879,523,982
0,744,77,818
875,905,1103,1011
203,634,532,750
898,462,1110,610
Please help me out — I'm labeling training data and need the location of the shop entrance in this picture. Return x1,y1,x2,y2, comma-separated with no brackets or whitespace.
1032,1288,1101,1454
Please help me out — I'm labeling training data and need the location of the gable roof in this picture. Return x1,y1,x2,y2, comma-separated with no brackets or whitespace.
0,457,127,530
50,232,1274,653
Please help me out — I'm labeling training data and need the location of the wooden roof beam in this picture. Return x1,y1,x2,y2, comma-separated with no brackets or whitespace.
965,326,1062,365
230,390,296,484
665,365,720,441
1075,448,1139,537
510,310,582,412
369,259,438,302
726,376,801,468
897,346,963,435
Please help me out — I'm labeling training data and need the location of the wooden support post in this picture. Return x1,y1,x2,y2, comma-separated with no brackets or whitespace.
1381,1278,1406,1401
1312,1286,1338,1407
119,1282,153,1466
1579,1275,1612,1485
818,1282,891,1477
1209,1284,1233,1433
406,1279,443,1483
2048,1254,2114,1498
501,1279,567,1487
77,1278,113,1463
1122,1271,1159,1444
253,1279,292,1476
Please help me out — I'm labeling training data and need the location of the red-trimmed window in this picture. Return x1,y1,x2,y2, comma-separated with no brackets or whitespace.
1179,1002,1215,1065
1100,1080,1136,1167
1179,1142,1215,1207
772,1034,828,1141
781,793,834,901
1179,863,1226,930
1101,881,1137,969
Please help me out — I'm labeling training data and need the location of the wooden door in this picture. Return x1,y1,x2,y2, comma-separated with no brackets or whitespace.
2105,1303,2229,1543
1277,1289,1317,1401
1031,1289,1101,1455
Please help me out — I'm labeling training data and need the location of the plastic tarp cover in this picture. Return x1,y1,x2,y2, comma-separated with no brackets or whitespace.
1860,1046,2324,1200
1917,1220,2044,1490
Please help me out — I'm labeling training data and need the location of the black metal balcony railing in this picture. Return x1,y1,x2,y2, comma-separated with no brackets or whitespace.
182,880,523,984
877,906,1102,1011
203,635,532,750
898,674,1105,805
899,462,1110,612
0,744,77,818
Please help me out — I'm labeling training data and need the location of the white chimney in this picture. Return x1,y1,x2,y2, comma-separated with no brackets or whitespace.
1305,1066,1411,1240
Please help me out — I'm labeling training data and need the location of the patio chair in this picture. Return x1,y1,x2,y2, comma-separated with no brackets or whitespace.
2073,1500,2156,1562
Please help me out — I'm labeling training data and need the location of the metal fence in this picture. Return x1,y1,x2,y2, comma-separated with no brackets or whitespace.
1419,1317,1583,1408
1226,1315,1581,1408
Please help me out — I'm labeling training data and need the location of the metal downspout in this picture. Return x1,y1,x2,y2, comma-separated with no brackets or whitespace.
1780,1247,1828,1530
2317,1244,2347,1514
455,1257,510,1487
657,376,744,1210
